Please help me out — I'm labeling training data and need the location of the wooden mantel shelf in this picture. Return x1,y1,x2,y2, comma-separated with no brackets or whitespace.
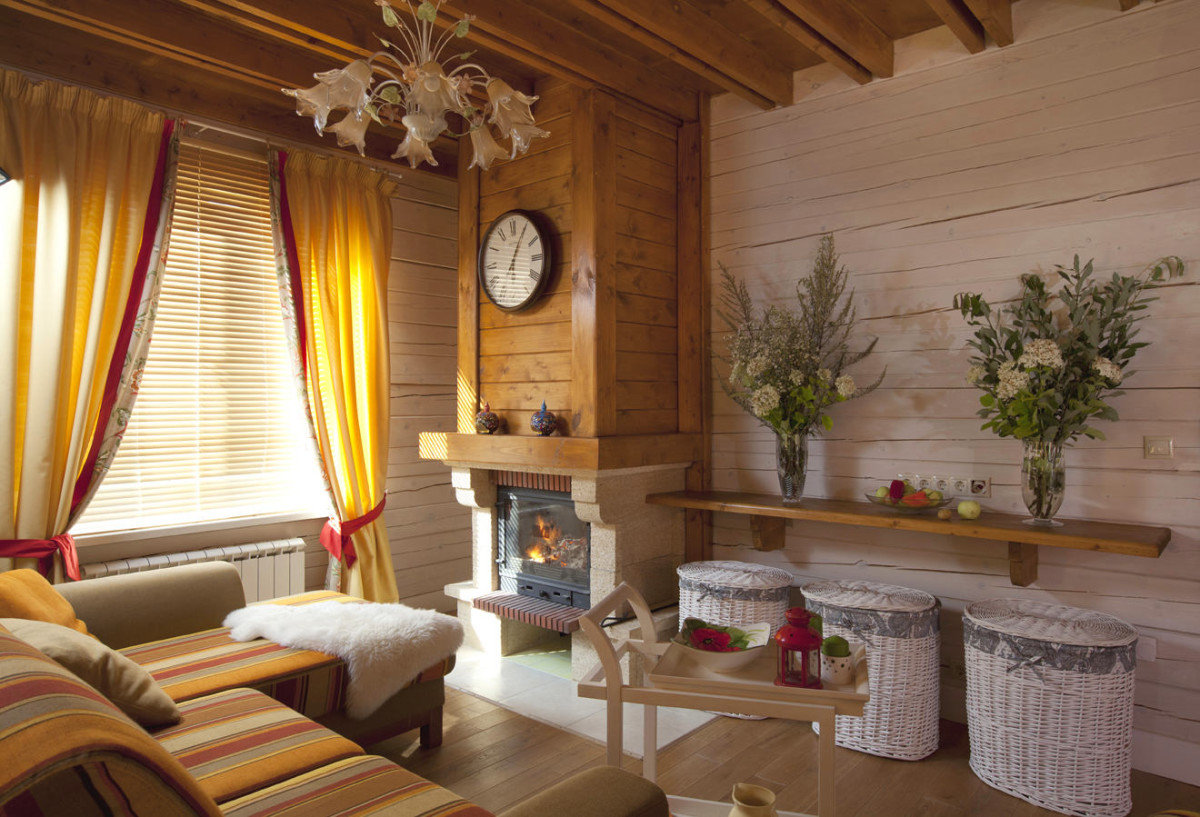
646,490,1171,587
418,431,703,472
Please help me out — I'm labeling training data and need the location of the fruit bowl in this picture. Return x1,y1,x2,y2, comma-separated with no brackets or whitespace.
673,619,771,674
865,493,953,513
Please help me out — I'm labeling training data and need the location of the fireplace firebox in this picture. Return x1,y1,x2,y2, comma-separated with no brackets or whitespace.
496,487,590,609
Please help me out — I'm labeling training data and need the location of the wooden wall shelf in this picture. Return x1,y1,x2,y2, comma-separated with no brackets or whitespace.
645,490,1171,587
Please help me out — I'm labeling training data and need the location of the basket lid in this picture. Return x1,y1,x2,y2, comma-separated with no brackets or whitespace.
801,580,936,613
964,598,1136,647
676,560,792,590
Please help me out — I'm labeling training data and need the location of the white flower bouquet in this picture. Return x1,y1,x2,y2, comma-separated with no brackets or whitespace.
954,255,1184,445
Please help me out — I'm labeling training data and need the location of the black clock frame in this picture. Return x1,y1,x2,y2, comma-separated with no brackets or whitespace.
477,209,553,313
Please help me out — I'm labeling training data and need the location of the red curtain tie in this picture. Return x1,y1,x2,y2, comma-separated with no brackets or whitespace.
320,499,385,568
0,534,81,581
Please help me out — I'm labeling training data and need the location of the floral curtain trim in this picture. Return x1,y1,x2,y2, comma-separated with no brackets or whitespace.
806,599,941,641
679,577,791,605
68,122,180,525
267,150,334,507
964,618,1136,676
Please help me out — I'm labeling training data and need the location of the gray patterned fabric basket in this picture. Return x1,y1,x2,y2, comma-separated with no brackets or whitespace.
803,580,941,761
964,598,1137,817
677,561,793,633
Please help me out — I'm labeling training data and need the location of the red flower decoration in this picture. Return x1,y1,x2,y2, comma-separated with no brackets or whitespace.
690,627,734,652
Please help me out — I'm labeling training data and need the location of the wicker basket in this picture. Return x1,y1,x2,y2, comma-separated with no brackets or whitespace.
964,598,1137,817
677,561,793,633
803,580,940,761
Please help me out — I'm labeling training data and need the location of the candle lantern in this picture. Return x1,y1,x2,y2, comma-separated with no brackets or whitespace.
775,607,822,688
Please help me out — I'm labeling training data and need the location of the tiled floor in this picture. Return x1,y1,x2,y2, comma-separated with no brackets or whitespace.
446,644,715,758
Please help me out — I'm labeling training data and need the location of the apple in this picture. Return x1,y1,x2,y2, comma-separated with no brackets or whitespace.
957,500,982,520
927,490,943,503
874,486,890,499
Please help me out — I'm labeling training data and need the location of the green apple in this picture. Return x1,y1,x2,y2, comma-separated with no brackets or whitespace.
957,500,982,520
927,490,943,502
874,486,890,499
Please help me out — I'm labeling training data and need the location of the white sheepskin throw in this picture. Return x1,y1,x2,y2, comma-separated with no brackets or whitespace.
223,600,462,719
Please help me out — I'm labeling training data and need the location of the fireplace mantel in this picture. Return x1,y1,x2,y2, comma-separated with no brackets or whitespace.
418,431,702,472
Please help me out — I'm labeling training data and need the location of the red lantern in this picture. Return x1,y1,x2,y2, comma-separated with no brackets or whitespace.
775,607,822,688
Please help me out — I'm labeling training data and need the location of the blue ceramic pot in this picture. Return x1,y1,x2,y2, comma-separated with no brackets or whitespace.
530,401,558,436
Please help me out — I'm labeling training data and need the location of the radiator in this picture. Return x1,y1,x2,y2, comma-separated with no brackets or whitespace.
81,538,307,603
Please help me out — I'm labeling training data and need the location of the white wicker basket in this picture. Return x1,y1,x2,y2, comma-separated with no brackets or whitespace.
677,561,792,633
803,580,940,761
964,599,1137,817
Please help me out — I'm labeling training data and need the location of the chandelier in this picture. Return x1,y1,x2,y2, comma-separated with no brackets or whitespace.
284,0,548,170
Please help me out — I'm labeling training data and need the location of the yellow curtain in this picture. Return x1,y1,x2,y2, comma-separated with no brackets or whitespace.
0,70,164,571
282,151,397,602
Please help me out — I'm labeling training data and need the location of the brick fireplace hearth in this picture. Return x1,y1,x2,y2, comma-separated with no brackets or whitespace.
443,461,688,680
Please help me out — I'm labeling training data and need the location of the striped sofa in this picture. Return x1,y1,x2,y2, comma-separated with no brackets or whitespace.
0,563,670,817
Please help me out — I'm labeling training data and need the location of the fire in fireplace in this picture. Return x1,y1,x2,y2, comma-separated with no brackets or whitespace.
497,487,590,609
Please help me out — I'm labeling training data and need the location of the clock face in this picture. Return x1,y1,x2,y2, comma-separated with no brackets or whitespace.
478,210,551,312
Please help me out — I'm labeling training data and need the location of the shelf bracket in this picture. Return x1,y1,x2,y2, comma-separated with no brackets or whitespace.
750,516,786,551
1008,541,1038,587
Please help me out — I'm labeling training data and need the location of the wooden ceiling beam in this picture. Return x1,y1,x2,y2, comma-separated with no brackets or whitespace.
741,0,871,85
441,0,698,121
964,0,1014,46
0,4,458,173
775,0,894,78
564,0,790,109
924,0,986,53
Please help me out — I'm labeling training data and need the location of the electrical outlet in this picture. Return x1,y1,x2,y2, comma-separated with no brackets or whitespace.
1144,436,1174,460
970,478,991,498
898,474,979,496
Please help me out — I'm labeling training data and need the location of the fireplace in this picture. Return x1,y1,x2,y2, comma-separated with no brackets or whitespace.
497,487,591,609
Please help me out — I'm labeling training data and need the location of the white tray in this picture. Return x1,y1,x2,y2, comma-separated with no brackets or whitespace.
647,643,869,714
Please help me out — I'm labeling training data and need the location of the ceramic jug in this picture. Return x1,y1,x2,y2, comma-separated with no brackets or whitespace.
727,782,778,817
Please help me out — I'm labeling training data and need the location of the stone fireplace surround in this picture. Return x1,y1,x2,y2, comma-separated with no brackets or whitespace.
444,460,689,680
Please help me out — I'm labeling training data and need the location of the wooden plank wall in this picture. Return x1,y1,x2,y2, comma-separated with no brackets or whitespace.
615,107,682,435
707,0,1200,783
373,172,470,611
477,78,575,435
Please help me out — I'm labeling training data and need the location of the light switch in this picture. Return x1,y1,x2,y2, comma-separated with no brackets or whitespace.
1143,436,1174,459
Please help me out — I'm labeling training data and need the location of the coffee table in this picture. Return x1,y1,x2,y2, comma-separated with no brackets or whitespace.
577,583,869,817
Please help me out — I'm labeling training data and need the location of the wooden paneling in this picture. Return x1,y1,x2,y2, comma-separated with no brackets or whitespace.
610,106,681,436
569,86,618,437
476,80,574,433
389,178,471,612
708,0,1200,781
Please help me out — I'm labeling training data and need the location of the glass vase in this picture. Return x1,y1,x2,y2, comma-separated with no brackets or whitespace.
775,432,809,504
1021,440,1065,526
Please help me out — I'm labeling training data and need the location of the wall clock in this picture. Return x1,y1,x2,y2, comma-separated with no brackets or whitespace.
478,210,551,312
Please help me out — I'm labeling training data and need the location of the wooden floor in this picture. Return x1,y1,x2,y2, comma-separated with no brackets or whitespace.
377,688,1200,816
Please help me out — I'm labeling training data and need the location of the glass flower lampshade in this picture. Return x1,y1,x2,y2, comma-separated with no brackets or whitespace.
468,125,509,170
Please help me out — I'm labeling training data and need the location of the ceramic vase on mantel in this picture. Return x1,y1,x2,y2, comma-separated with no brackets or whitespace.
775,432,809,504
728,783,778,817
1021,439,1065,526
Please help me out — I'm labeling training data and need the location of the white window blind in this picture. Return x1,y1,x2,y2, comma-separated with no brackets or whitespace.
77,140,326,534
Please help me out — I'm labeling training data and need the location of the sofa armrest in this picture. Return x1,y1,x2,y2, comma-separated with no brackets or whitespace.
498,766,669,817
58,562,246,649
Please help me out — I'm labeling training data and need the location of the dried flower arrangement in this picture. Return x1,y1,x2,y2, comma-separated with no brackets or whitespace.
718,235,882,501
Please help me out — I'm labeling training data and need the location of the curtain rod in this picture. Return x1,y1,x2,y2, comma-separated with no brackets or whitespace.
1,63,414,183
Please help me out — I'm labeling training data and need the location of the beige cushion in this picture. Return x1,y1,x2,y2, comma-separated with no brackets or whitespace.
2,618,181,727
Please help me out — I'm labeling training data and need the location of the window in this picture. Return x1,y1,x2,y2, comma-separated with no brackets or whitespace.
77,140,326,534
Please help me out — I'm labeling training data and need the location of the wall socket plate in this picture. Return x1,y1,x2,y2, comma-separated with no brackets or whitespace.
1144,436,1174,459
898,473,985,497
